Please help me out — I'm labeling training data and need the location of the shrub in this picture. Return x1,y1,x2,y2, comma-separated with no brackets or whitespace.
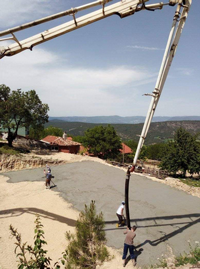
154,242,200,268
175,242,200,267
10,202,111,269
10,215,55,269
63,200,111,269
0,145,20,155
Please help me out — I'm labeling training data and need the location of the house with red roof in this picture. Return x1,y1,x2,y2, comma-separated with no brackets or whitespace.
41,135,81,154
78,142,132,156
120,143,133,155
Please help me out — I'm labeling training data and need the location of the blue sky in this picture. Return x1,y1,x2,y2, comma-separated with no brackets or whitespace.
0,0,199,117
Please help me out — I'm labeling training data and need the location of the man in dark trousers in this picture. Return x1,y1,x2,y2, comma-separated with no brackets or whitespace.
45,170,52,189
122,225,137,267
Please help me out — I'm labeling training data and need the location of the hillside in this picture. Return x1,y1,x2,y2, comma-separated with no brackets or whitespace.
49,115,200,124
45,120,200,144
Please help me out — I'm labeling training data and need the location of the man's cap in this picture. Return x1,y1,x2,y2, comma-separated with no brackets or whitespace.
122,201,125,205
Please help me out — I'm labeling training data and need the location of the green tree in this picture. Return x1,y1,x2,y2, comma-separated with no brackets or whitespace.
63,201,110,269
83,125,122,159
160,127,200,177
125,139,137,152
72,135,85,144
29,126,64,140
43,126,63,138
29,126,45,140
0,84,49,147
139,145,147,163
146,143,166,161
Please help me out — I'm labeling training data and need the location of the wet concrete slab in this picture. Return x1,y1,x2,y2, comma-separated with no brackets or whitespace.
2,161,200,267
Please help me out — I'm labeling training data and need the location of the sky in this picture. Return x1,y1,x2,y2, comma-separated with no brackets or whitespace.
0,0,199,117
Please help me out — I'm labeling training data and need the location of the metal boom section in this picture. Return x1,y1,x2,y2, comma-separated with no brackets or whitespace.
0,0,151,58
133,0,192,166
0,0,182,59
0,0,192,229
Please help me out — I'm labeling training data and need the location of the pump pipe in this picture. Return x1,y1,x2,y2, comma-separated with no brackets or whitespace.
125,0,191,229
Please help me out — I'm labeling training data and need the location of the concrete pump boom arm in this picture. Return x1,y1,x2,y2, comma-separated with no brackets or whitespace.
0,0,192,230
0,0,191,167
0,0,177,59
133,0,192,166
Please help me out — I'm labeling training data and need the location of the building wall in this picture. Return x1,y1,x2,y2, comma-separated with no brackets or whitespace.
59,145,80,154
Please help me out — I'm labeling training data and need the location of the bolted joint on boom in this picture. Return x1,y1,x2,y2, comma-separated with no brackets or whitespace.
0,47,7,59
169,0,179,6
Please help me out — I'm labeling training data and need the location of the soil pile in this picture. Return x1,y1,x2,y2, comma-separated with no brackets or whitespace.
0,154,65,172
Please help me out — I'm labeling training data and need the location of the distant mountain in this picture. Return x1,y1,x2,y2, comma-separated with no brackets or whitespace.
45,120,200,145
49,115,200,124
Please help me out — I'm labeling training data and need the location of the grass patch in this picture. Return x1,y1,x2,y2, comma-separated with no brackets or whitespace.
153,242,200,268
156,259,168,268
175,242,200,267
0,145,21,155
180,178,200,188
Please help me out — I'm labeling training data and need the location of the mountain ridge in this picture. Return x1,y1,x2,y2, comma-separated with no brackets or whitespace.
46,120,200,145
49,115,200,124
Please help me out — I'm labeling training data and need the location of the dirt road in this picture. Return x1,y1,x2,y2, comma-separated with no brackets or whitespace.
3,161,200,267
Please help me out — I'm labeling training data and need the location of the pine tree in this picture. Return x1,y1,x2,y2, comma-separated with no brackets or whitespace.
83,125,122,159
63,201,110,269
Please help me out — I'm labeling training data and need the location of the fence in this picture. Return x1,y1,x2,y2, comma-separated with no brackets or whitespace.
107,160,168,180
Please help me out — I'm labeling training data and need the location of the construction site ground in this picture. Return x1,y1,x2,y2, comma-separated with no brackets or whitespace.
2,160,200,268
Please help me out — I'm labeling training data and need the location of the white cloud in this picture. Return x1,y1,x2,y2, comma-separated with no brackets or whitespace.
0,0,62,28
176,68,193,76
127,45,164,51
0,47,155,116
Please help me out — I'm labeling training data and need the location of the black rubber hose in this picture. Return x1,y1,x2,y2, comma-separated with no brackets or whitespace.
125,170,131,229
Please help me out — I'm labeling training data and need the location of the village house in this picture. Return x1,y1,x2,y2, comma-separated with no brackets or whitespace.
120,143,132,155
77,141,132,157
41,134,81,154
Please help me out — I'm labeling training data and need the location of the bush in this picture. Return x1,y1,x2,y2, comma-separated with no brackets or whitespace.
0,145,20,155
63,200,111,268
10,215,54,269
10,202,111,269
154,241,200,268
175,242,200,267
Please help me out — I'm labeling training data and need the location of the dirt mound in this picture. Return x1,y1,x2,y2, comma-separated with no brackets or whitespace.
0,153,65,172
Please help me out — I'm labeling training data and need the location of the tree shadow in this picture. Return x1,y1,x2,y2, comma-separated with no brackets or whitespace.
0,207,76,227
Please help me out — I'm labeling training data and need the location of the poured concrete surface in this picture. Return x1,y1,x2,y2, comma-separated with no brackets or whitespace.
3,161,200,267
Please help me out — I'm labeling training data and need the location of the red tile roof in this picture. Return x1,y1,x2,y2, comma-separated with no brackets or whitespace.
41,135,81,146
120,143,133,154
